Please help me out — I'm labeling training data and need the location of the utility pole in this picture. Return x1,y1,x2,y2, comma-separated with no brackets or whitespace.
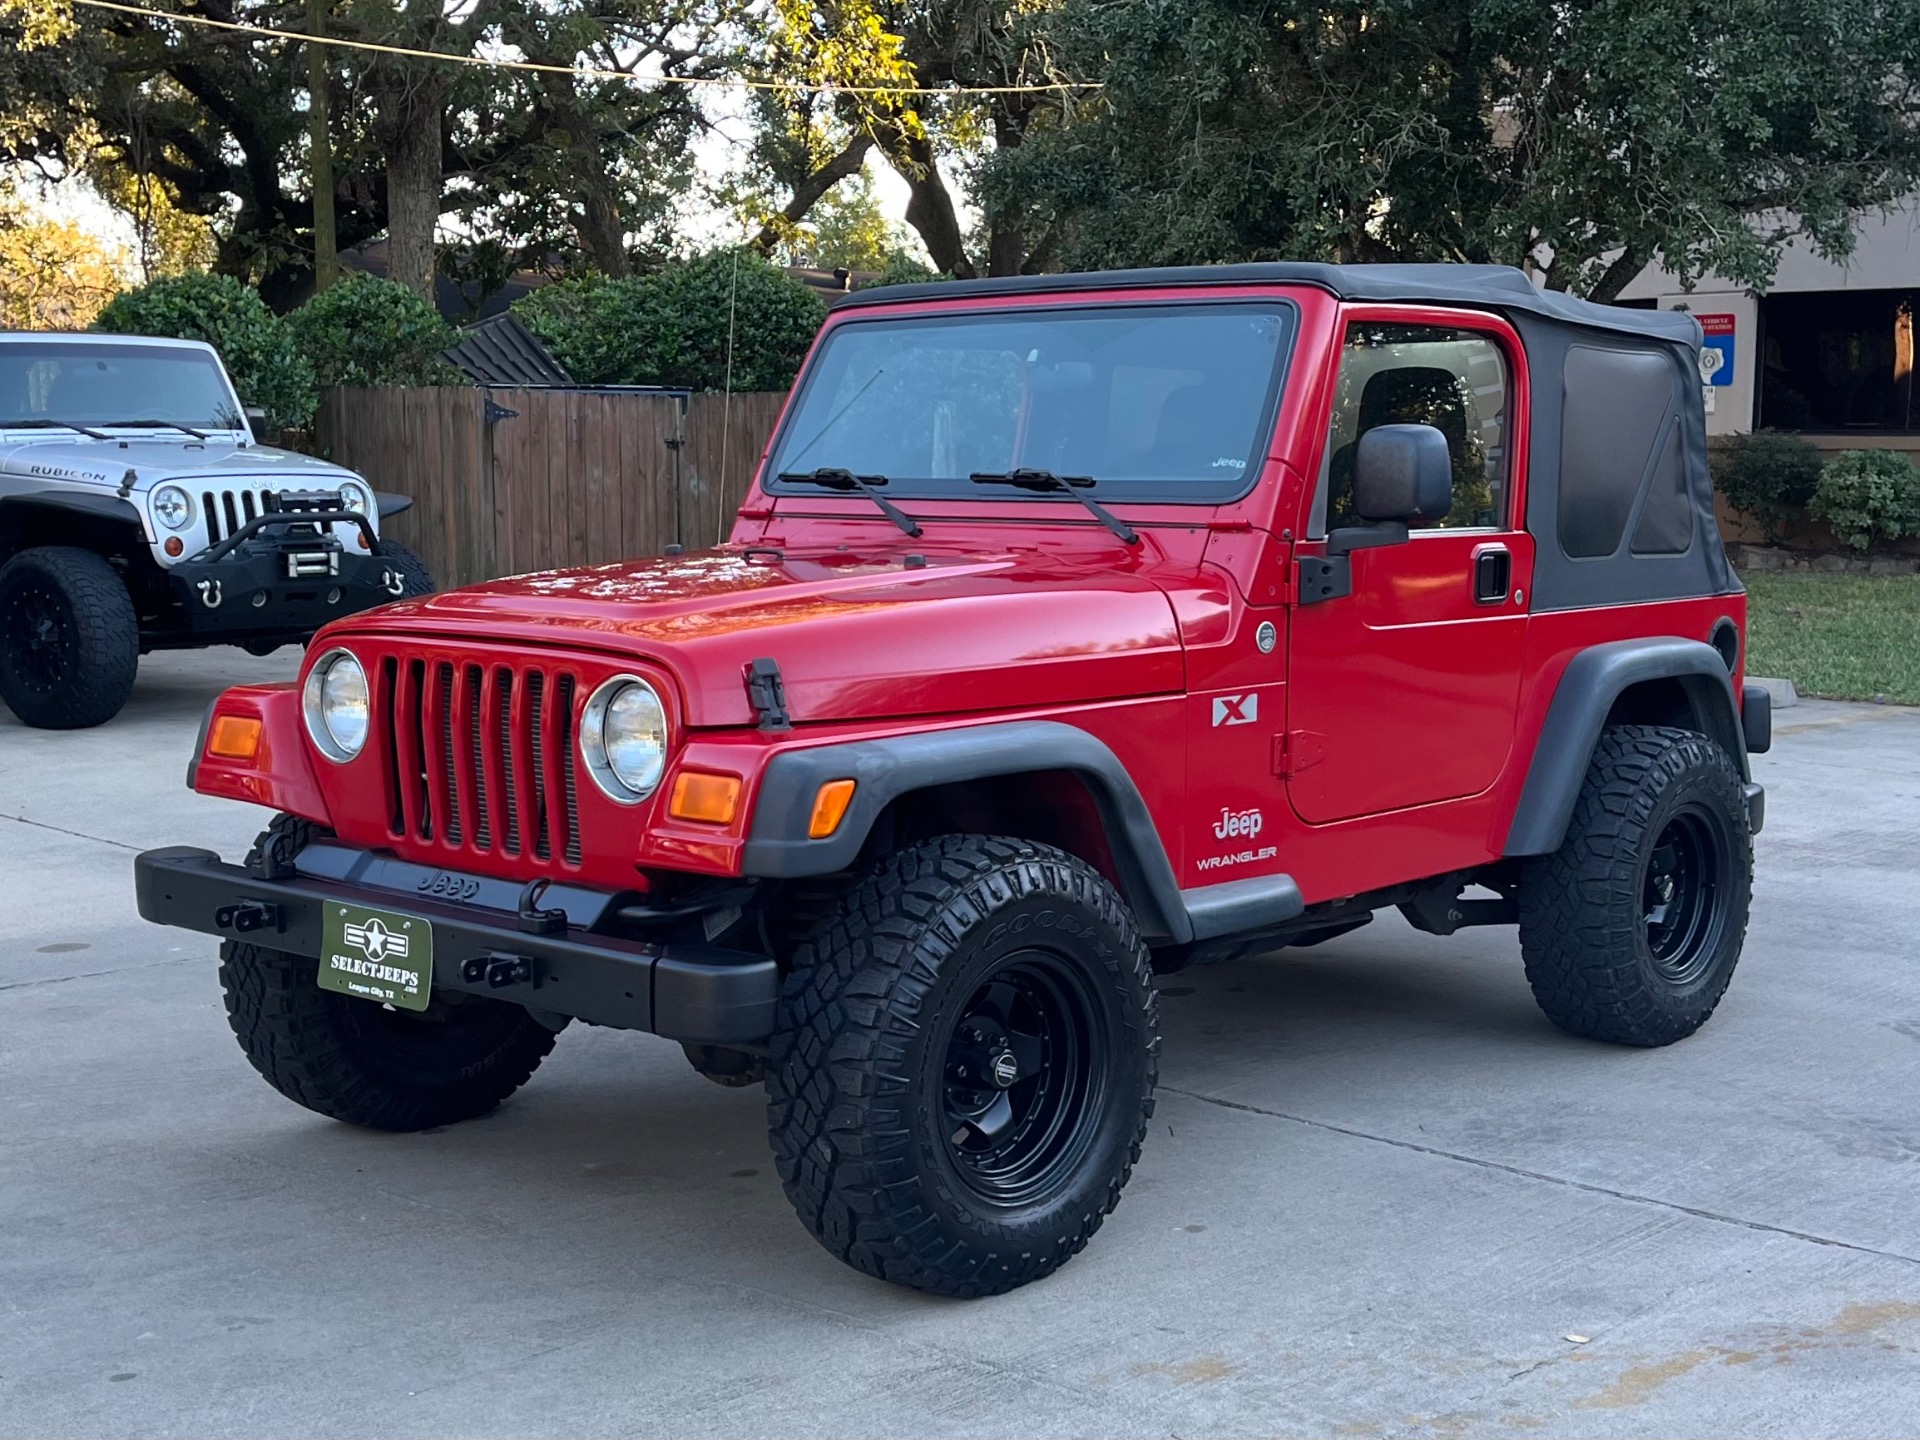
307,0,338,292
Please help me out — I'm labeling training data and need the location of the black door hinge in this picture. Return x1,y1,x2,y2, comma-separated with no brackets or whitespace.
1297,556,1351,605
745,657,792,731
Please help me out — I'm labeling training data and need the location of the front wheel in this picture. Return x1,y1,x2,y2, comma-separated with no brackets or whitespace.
377,540,435,599
1519,725,1753,1047
767,836,1159,1297
0,546,139,728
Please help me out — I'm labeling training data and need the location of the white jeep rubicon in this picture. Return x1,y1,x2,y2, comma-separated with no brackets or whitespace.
0,332,432,727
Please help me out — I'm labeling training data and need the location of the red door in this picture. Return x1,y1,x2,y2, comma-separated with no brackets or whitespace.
1284,311,1534,825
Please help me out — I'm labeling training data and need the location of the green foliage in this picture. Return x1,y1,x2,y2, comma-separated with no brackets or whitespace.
798,169,917,273
1710,431,1825,543
516,250,826,391
1744,571,1920,704
861,253,946,289
1810,450,1920,550
287,274,460,388
94,272,315,430
991,0,1920,299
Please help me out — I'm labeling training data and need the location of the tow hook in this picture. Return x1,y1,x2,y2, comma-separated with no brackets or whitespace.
214,899,281,934
196,578,223,608
381,568,406,597
462,953,534,989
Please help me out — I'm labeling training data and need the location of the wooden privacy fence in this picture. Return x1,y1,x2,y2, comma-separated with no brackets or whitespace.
315,386,789,589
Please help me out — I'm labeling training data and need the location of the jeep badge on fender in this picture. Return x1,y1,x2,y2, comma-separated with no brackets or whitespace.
135,263,1767,1299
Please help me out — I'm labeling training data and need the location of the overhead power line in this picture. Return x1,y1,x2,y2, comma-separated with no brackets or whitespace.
68,0,1099,97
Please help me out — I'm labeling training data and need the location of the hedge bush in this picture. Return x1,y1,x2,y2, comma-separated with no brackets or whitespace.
1810,449,1920,550
287,273,460,388
1709,429,1823,543
94,272,315,430
515,249,826,392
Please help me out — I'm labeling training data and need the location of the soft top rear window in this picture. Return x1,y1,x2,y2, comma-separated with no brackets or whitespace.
764,302,1296,504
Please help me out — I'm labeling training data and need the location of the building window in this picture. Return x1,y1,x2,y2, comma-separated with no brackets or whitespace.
1760,288,1918,432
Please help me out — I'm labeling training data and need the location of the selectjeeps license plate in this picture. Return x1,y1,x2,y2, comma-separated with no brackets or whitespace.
318,902,434,1012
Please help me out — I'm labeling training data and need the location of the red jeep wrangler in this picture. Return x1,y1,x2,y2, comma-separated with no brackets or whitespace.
136,264,1769,1296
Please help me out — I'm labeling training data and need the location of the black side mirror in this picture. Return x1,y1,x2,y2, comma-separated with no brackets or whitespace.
1352,423,1453,524
244,405,268,428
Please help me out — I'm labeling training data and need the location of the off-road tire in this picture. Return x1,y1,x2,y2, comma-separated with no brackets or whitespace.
767,835,1158,1297
0,546,139,729
378,540,435,598
218,820,559,1131
1519,725,1752,1047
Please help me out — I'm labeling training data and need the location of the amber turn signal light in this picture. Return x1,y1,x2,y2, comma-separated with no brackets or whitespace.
668,771,741,826
206,714,262,761
163,536,184,557
807,779,857,839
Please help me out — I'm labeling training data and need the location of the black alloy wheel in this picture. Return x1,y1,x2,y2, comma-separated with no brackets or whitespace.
1642,804,1734,985
2,572,74,697
940,956,1109,1208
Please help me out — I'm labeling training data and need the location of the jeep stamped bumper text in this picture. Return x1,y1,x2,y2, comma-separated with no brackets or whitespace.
133,843,777,1044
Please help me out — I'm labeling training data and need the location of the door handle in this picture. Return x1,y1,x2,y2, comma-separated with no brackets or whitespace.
1473,545,1511,604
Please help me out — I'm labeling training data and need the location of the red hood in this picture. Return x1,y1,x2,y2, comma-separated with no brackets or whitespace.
328,542,1187,727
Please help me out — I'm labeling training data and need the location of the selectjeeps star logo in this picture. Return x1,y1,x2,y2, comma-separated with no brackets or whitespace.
344,916,408,964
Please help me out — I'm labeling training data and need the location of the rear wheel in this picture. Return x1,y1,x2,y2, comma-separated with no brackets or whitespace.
0,546,139,728
1519,725,1752,1047
767,835,1158,1297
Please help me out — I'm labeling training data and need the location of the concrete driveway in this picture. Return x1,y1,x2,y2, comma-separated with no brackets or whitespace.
3,651,1918,1438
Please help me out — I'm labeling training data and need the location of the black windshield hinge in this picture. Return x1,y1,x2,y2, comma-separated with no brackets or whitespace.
1297,556,1351,605
745,657,792,731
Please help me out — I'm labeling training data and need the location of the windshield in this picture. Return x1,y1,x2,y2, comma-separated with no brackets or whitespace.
0,342,244,430
765,302,1294,503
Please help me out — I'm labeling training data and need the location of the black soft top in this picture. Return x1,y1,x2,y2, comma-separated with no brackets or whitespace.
839,263,1700,348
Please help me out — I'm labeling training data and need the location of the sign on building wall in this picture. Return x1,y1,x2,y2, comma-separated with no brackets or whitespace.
1698,314,1736,386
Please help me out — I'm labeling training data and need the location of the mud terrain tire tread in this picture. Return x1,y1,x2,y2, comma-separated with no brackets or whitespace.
378,540,435,598
0,546,139,729
1519,724,1752,1047
767,834,1158,1297
220,819,558,1130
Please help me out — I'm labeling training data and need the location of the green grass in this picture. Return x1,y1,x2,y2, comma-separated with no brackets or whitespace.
1742,571,1920,704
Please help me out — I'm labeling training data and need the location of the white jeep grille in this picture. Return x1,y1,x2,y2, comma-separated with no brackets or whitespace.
199,487,274,543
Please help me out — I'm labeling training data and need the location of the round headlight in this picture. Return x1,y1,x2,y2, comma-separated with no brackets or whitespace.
338,481,373,515
302,649,369,762
582,677,667,803
152,485,194,531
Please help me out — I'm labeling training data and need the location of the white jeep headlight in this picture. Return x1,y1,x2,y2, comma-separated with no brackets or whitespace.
338,481,373,515
581,677,667,803
151,485,194,531
302,648,369,762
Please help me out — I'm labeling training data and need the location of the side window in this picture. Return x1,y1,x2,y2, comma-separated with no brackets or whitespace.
1319,323,1511,532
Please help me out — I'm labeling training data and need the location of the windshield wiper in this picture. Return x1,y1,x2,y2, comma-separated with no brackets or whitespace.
970,469,1139,545
98,418,209,440
778,468,923,538
6,418,112,440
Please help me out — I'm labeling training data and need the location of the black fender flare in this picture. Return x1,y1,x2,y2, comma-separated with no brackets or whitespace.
1503,637,1749,857
0,489,146,531
375,490,413,519
740,720,1233,943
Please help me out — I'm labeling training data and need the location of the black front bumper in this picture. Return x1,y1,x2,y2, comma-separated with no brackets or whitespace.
155,544,409,646
133,847,778,1046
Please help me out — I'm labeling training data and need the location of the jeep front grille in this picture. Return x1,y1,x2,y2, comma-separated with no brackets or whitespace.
381,657,580,866
201,488,275,543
